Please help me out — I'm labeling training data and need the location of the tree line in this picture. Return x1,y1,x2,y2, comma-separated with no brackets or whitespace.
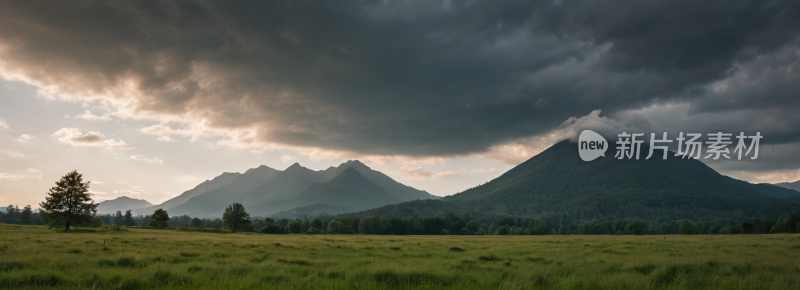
8,170,800,236
107,205,800,236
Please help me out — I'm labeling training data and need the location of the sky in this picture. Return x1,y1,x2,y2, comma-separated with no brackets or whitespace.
2,0,800,207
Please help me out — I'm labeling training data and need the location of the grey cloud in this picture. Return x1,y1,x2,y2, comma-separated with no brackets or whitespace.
1,0,799,161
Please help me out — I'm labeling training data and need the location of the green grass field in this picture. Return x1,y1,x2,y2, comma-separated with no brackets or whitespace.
2,224,800,289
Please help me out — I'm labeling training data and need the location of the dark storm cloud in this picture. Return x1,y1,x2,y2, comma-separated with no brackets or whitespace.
1,0,800,158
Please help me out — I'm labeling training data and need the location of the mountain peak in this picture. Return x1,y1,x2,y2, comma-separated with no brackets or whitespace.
244,165,275,174
342,166,360,175
342,160,369,170
329,167,369,185
286,162,304,170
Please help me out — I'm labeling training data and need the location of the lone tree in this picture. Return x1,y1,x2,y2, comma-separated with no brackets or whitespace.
222,203,250,233
148,208,170,227
39,170,98,231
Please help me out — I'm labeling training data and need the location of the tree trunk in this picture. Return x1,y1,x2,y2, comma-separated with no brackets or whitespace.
64,220,71,232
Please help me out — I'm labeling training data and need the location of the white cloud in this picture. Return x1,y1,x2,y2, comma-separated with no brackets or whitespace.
91,181,108,186
470,168,497,173
75,110,111,121
0,168,42,180
139,124,213,142
395,165,457,179
16,134,33,142
0,149,25,158
0,118,8,129
279,155,295,163
51,128,132,149
130,155,164,164
157,136,175,142
479,110,633,164
395,165,432,178
432,171,457,178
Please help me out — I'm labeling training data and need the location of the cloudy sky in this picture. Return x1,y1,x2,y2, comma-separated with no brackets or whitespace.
2,0,800,207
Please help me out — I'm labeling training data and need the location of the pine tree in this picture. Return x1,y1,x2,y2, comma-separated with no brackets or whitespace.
222,203,250,233
39,170,97,231
114,210,124,226
124,210,136,226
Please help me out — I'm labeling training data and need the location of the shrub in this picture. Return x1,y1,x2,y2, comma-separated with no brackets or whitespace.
261,224,282,234
678,221,694,235
498,225,511,235
741,221,756,234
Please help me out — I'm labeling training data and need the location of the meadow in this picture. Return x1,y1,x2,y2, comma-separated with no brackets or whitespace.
1,224,799,289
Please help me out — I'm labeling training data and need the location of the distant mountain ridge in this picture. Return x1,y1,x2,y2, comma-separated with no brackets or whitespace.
342,140,800,221
111,160,437,218
774,180,800,192
134,172,241,214
96,196,153,214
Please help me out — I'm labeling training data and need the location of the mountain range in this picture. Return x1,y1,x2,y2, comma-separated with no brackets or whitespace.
99,140,800,222
99,160,437,218
346,141,800,221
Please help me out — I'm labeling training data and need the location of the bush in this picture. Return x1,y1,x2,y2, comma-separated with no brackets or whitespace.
769,223,792,234
305,227,320,234
288,221,302,234
740,221,755,234
678,221,694,235
260,224,282,234
498,225,511,235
